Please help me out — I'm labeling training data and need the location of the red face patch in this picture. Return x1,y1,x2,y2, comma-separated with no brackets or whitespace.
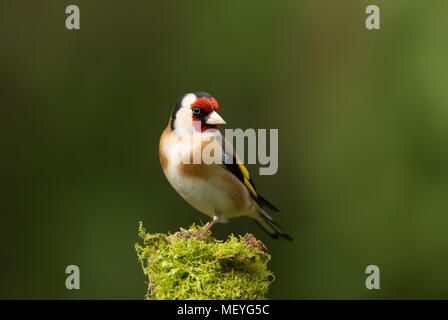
191,97,220,132
191,97,219,113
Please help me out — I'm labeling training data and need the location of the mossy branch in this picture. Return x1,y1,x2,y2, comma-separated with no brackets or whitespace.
135,222,274,300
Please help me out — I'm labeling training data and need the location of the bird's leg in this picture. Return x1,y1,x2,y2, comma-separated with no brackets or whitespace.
197,216,219,238
184,216,219,239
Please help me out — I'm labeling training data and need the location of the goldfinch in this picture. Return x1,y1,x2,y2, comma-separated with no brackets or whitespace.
159,92,292,240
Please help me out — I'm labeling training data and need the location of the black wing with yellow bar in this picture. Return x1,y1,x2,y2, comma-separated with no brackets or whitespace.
222,151,280,212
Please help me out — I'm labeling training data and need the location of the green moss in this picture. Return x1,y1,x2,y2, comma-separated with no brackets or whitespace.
135,222,274,300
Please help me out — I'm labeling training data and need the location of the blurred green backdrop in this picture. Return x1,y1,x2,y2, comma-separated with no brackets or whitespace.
1,0,448,299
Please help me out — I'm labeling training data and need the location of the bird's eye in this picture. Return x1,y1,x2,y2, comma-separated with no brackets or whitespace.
192,106,201,115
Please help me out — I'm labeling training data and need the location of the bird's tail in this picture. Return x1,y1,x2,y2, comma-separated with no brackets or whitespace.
254,209,293,241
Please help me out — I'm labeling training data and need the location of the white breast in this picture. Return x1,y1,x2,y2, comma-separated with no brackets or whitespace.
161,132,240,220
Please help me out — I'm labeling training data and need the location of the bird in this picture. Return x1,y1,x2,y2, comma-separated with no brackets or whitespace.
159,92,292,240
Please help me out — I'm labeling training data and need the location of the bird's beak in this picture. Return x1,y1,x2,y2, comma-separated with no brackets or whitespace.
205,111,226,125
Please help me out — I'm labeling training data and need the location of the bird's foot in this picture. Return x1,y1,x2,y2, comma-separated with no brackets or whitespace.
174,217,218,239
174,230,207,239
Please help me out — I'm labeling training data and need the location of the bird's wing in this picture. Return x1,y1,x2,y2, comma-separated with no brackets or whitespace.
220,134,279,212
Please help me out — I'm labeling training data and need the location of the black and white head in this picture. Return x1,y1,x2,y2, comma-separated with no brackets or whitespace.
170,92,226,135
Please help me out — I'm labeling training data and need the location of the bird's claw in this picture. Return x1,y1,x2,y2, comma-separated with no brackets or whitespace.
174,230,207,239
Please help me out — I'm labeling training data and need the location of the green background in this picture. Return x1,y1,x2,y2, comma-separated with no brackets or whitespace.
1,1,448,299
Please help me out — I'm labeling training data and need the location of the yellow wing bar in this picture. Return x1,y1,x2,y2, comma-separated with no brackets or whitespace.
238,163,258,199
